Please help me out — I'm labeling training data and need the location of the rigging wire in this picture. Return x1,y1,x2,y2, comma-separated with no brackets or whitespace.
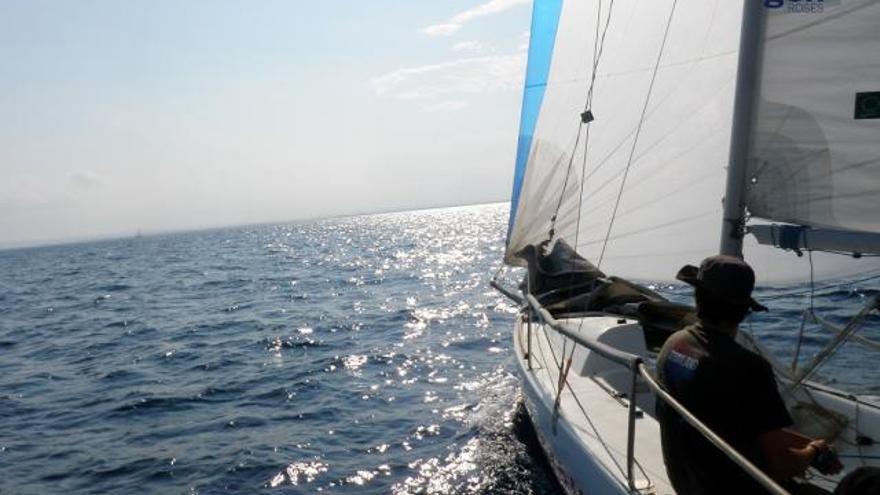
791,251,816,371
552,126,586,240
577,69,735,191
533,322,654,484
573,19,739,207
554,0,617,370
758,268,880,302
597,0,680,269
534,325,627,478
491,261,505,282
549,0,616,239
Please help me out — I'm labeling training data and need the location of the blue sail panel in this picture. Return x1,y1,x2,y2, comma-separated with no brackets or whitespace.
507,0,563,244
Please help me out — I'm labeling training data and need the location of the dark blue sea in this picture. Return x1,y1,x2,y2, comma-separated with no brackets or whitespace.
1,203,878,494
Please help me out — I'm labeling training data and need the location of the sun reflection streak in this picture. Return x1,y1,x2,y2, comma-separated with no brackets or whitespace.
269,460,328,487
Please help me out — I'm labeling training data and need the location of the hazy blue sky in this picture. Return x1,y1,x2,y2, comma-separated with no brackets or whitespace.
0,0,531,246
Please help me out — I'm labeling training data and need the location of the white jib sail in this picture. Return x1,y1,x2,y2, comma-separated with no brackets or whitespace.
507,0,880,284
508,0,745,282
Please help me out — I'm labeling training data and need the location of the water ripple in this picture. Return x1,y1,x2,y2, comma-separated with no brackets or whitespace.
0,203,876,494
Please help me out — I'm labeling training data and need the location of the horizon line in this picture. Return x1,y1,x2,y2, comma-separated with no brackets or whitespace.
0,199,511,252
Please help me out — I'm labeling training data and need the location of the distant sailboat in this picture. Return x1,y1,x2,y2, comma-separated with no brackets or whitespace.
493,1,880,493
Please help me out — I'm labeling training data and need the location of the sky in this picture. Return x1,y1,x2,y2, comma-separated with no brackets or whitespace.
0,0,532,247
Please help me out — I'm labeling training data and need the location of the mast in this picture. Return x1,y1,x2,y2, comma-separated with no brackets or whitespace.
720,1,766,258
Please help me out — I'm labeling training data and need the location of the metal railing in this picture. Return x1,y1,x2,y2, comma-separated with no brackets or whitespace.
788,295,880,392
492,280,790,495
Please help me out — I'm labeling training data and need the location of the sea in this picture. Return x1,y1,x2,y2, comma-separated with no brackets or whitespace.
1,203,878,495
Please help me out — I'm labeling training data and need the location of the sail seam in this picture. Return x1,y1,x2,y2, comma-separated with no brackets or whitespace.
579,69,737,195
548,0,616,241
572,0,617,255
584,210,717,249
597,0,680,269
750,155,880,206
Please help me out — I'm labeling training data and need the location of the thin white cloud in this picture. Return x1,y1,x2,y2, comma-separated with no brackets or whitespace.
422,101,470,112
424,24,462,37
0,174,75,212
450,0,531,23
423,0,531,37
452,41,484,53
518,30,531,51
69,170,106,189
370,54,525,103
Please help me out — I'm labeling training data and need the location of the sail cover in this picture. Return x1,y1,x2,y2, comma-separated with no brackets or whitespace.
746,0,880,235
505,0,880,283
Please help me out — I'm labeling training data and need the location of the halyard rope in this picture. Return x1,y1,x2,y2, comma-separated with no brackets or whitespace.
549,0,617,239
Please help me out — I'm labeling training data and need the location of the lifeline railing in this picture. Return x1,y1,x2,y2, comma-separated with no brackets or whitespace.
788,295,880,393
490,280,790,495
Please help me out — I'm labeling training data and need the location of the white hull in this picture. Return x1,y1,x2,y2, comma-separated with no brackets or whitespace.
514,314,674,495
514,313,880,495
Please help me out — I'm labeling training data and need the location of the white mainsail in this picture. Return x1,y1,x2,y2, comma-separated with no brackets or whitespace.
506,0,880,284
748,0,880,235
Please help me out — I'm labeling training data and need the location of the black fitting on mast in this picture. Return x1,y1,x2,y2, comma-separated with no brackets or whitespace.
723,214,746,239
721,213,747,259
580,110,595,123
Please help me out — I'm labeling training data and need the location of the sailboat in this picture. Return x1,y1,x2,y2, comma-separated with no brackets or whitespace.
491,1,880,493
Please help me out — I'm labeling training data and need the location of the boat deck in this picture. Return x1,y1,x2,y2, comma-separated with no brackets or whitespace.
514,312,880,495
515,314,674,495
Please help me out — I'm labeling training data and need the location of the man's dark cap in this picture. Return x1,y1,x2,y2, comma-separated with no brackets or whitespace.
676,255,768,312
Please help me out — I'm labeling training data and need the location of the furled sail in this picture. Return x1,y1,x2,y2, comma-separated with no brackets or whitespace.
506,0,880,284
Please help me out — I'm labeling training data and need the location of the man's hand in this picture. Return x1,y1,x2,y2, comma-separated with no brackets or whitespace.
759,429,842,480
806,439,843,475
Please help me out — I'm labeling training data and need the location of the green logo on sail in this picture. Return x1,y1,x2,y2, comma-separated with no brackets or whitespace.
855,92,880,120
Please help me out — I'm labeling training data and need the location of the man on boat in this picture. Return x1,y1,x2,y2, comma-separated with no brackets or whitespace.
655,255,841,494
